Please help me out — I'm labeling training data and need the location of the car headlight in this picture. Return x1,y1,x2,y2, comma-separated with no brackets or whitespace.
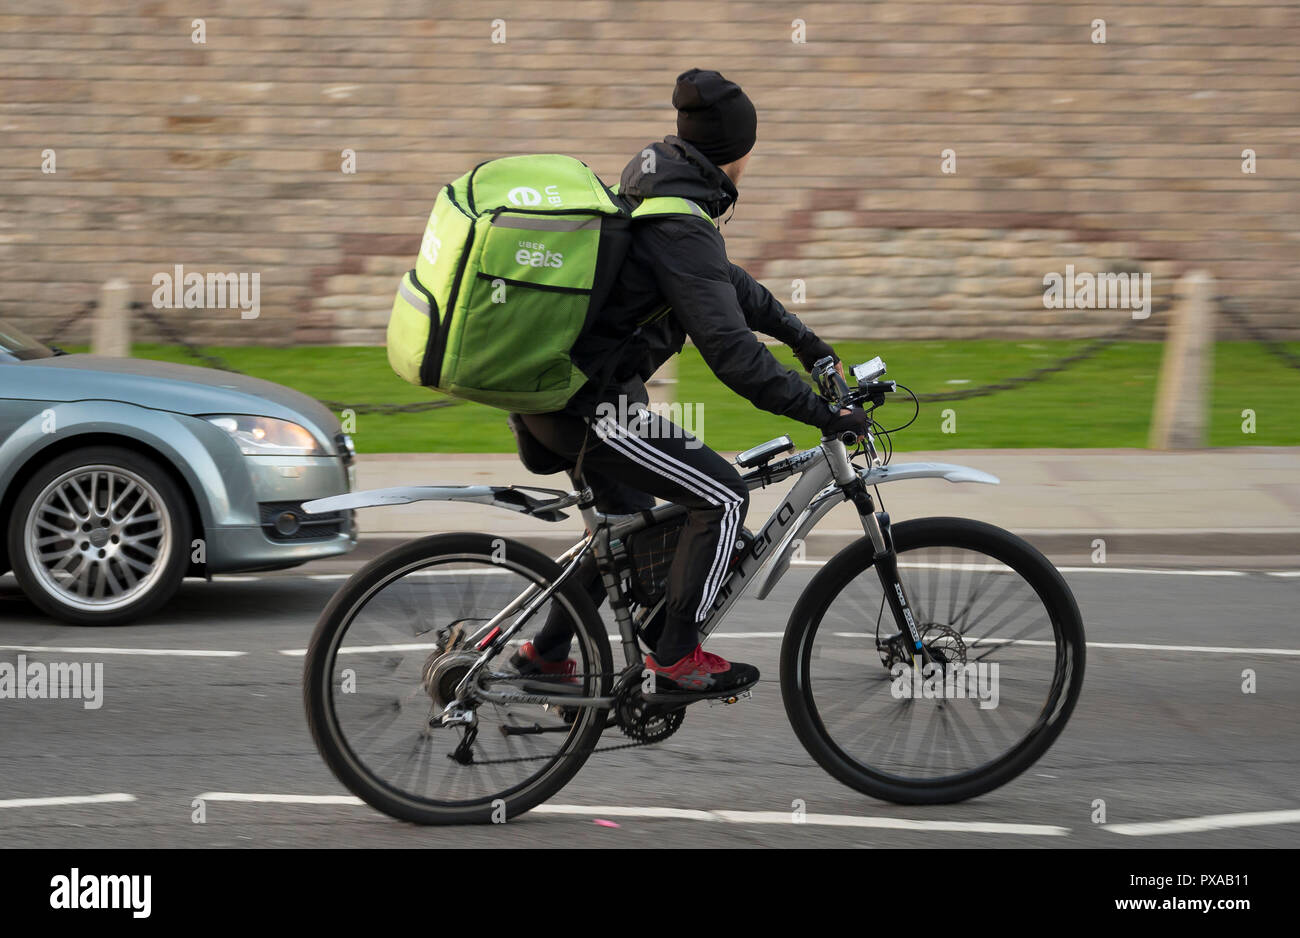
204,415,326,456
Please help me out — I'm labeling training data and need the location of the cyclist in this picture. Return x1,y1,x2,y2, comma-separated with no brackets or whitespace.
512,68,870,698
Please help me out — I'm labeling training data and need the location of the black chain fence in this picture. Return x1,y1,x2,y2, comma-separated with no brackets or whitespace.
911,299,1173,403
1218,303,1300,373
23,291,1299,417
40,301,459,415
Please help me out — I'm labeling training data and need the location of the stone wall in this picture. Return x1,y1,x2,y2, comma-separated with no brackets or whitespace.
1,1,1295,346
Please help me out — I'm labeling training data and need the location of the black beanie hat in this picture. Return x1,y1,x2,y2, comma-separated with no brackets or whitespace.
673,68,757,167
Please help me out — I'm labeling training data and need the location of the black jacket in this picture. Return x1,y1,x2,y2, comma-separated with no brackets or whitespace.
563,136,832,429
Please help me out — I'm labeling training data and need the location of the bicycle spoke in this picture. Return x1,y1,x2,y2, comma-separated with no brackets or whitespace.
798,538,1074,788
312,546,611,815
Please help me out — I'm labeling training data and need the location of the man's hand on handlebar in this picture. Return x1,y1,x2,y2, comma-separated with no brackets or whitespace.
822,407,871,444
793,335,842,377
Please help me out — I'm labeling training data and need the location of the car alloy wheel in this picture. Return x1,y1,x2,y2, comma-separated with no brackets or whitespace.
23,464,173,613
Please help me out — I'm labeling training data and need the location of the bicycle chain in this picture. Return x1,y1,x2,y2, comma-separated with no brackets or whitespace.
464,734,662,765
462,670,671,765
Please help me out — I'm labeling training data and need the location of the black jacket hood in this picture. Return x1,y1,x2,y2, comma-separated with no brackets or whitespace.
618,135,738,219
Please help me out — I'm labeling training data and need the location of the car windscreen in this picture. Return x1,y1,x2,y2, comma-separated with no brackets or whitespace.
0,319,55,360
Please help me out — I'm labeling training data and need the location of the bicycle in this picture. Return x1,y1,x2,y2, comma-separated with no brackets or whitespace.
301,357,1085,824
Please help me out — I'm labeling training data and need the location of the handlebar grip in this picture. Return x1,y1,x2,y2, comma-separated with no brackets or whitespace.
813,355,851,406
837,429,859,445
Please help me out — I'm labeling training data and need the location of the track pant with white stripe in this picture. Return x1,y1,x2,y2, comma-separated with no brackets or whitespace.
519,407,749,664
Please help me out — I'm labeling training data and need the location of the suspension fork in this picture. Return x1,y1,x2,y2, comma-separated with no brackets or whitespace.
846,481,932,665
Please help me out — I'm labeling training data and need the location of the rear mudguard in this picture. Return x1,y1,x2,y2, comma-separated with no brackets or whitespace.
302,484,573,522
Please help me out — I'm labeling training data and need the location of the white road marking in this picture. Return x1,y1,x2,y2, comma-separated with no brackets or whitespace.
1107,809,1300,836
1080,641,1300,656
0,793,136,809
217,563,1297,580
792,560,1277,577
277,635,1300,658
197,792,364,805
827,635,1300,657
183,795,1066,835
696,631,787,639
0,644,246,658
220,570,510,582
1054,566,1245,576
278,643,439,657
533,804,1068,835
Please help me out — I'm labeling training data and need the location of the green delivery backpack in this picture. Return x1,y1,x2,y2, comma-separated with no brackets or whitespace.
387,153,713,413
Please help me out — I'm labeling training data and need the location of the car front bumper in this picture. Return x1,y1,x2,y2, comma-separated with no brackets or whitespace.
203,451,358,573
203,523,356,573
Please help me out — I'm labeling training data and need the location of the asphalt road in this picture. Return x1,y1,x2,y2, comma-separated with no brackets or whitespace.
1,563,1297,849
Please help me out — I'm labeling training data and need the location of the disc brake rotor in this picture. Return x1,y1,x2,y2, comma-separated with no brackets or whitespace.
878,623,968,670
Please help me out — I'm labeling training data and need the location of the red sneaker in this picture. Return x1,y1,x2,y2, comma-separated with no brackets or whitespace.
510,641,579,684
644,644,759,698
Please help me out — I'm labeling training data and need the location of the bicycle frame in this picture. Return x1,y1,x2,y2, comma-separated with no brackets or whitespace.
304,438,998,709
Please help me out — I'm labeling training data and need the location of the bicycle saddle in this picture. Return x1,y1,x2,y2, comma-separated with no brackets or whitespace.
507,413,574,476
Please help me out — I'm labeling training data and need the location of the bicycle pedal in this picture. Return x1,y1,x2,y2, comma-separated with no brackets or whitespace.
708,690,753,707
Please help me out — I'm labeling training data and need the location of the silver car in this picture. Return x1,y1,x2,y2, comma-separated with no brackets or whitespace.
0,320,356,625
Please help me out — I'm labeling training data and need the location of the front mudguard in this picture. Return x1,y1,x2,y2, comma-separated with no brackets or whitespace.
752,461,999,599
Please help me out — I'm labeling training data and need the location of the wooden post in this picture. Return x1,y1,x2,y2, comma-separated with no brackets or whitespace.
647,353,678,409
1150,271,1215,449
92,279,131,357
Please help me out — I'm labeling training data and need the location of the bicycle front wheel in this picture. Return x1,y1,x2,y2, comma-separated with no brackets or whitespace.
304,533,613,825
780,517,1085,805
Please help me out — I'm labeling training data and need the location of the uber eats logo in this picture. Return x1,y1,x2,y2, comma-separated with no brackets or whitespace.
516,240,563,269
507,184,563,207
419,217,442,266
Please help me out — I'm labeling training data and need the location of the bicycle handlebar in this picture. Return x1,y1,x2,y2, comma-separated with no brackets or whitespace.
812,355,897,414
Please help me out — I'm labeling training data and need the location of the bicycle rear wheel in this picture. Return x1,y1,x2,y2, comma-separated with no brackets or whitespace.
780,517,1085,804
304,532,612,824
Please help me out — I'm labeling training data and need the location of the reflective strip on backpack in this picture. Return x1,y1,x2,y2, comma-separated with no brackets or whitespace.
397,277,431,316
491,215,604,232
629,196,716,227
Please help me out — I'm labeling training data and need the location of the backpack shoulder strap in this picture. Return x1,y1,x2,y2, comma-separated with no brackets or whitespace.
629,196,716,228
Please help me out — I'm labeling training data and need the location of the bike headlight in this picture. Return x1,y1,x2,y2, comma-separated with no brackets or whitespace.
204,415,326,456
